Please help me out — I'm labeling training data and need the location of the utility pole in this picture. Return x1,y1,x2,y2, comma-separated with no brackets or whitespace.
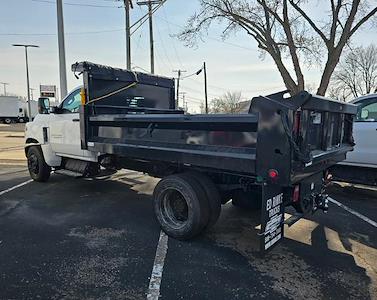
178,92,186,110
124,0,133,70
30,88,35,100
0,82,9,96
57,0,68,99
137,0,162,74
12,44,39,121
203,62,208,114
173,69,186,108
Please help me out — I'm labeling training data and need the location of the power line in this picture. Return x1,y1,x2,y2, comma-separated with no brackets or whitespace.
161,4,184,68
155,18,175,71
0,29,124,36
154,15,259,53
32,0,124,8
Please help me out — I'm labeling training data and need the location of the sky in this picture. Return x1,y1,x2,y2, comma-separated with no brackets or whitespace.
0,0,376,112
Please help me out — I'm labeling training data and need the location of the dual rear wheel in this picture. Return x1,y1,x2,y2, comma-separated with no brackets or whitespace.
153,172,221,240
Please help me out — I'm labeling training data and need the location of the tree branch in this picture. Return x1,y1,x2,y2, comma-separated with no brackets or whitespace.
350,5,377,36
288,0,329,45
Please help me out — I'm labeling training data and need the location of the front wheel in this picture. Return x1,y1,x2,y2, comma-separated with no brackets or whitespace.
27,146,51,182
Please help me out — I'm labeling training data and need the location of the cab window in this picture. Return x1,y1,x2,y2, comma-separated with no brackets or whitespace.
60,89,81,113
356,99,377,122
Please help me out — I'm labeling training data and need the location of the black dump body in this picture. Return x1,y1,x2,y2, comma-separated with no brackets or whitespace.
74,61,357,253
75,62,357,186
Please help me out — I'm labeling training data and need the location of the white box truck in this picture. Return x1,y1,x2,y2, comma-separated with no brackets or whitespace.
22,100,38,121
0,96,24,124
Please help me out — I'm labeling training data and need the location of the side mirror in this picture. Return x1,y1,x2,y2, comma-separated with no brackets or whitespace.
361,108,369,119
38,97,50,114
50,106,60,114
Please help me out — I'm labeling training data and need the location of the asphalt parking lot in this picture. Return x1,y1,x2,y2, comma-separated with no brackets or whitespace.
0,124,376,300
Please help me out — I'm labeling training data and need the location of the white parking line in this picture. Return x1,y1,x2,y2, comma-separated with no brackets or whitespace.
147,230,169,300
0,179,33,197
328,197,377,228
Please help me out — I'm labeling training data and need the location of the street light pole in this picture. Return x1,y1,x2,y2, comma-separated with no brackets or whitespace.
57,0,68,100
0,82,9,96
12,44,39,121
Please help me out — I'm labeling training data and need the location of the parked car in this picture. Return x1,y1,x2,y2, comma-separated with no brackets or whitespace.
331,93,377,185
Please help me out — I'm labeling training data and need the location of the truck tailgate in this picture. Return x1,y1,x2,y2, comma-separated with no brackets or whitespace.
250,91,357,185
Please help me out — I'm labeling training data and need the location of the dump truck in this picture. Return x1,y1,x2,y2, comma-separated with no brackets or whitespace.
25,62,357,252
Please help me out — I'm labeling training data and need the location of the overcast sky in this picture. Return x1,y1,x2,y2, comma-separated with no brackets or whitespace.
0,0,376,112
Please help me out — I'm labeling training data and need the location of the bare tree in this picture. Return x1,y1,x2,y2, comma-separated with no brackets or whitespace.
207,91,243,113
178,1,377,96
331,44,377,100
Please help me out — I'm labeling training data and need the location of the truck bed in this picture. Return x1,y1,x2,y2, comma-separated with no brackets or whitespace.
74,61,357,185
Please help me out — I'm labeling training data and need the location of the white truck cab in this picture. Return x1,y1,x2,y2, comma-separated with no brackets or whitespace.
342,94,377,168
332,94,377,185
25,87,99,181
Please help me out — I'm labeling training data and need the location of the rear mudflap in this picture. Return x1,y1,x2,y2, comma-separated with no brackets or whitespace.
259,176,329,254
259,184,285,253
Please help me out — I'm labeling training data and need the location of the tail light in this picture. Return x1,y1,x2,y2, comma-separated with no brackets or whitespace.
293,185,300,202
268,169,279,179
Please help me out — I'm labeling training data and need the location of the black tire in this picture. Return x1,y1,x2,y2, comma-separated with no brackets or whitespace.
231,189,262,211
153,174,209,240
27,146,51,182
18,118,25,123
4,118,12,124
183,171,221,228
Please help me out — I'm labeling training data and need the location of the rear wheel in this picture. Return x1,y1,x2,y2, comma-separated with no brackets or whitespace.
183,171,221,228
153,174,209,240
27,146,51,182
4,118,12,124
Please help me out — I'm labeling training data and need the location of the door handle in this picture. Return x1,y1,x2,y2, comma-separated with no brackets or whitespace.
72,119,80,122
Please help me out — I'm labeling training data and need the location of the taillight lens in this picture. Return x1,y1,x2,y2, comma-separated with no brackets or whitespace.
268,169,279,179
293,185,300,202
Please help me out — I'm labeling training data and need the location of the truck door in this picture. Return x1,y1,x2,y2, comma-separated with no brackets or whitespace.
49,88,83,157
346,97,377,167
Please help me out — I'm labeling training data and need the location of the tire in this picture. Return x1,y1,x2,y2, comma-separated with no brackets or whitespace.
153,174,209,240
4,118,12,124
27,146,51,182
18,118,25,123
231,189,262,211
183,171,221,228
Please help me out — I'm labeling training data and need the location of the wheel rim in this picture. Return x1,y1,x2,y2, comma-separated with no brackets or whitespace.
5,119,11,124
160,189,189,230
28,153,39,175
